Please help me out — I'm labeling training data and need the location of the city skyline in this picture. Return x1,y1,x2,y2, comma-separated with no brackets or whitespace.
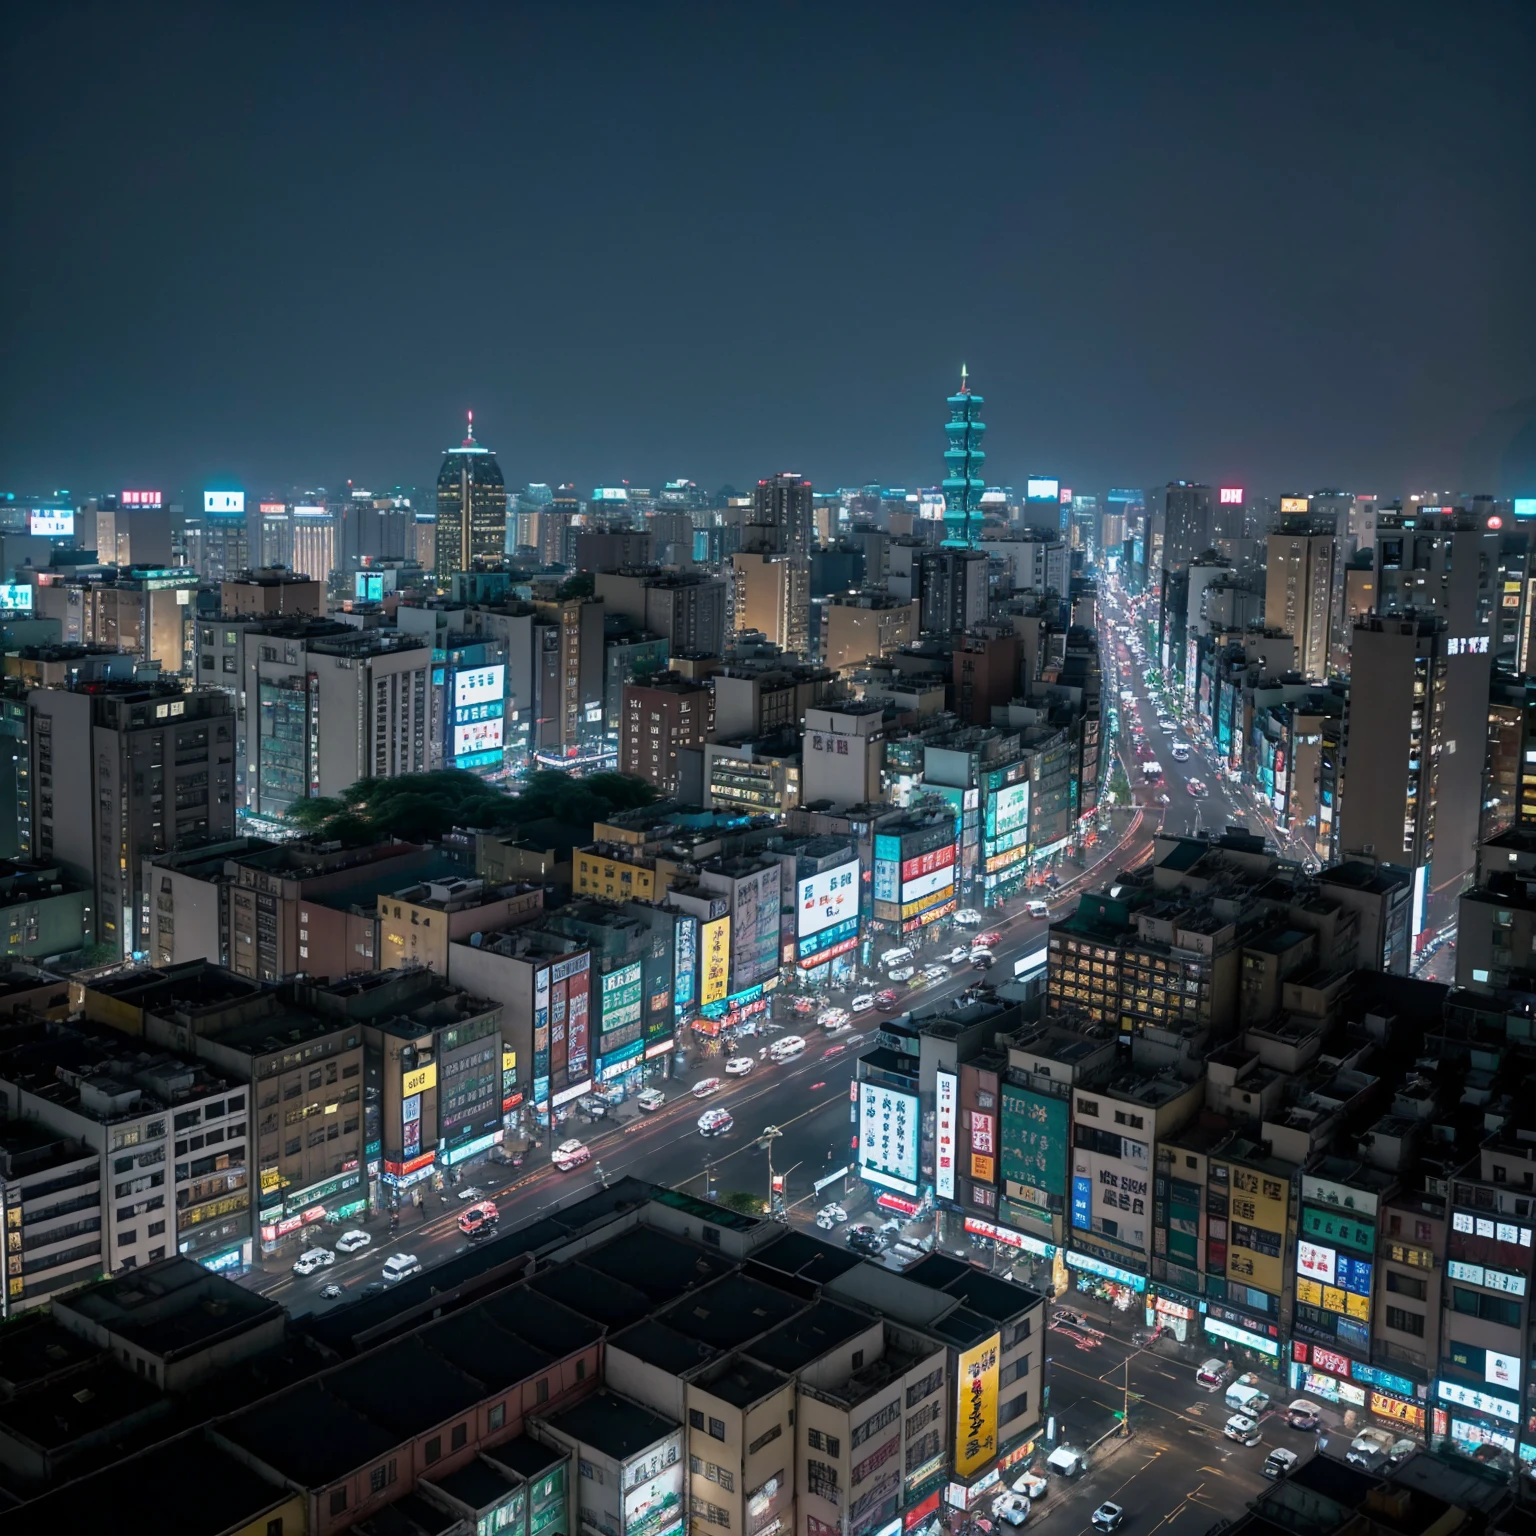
4,3,1533,498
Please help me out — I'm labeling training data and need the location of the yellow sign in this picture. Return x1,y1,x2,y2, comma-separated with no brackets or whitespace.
1225,1165,1288,1296
954,1333,1001,1478
971,1154,995,1183
502,1048,516,1073
701,916,731,1006
1280,496,1310,514
402,1063,437,1097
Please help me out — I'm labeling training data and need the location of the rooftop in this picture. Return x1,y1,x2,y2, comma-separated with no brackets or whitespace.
545,1390,678,1463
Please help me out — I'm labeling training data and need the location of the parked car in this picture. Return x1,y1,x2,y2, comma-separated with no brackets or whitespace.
292,1248,335,1277
953,909,983,926
991,1493,1030,1527
725,1056,755,1076
551,1139,591,1170
334,1229,372,1254
1262,1448,1299,1480
948,945,972,964
1092,1503,1125,1532
851,993,876,1012
1196,1358,1232,1391
1224,1414,1261,1447
815,1204,848,1229
692,1077,724,1098
1011,1471,1048,1500
698,1108,734,1137
1284,1401,1320,1431
888,966,915,982
845,1224,888,1255
1347,1427,1395,1470
455,1185,484,1201
874,989,900,1011
576,1095,610,1119
1025,900,1050,918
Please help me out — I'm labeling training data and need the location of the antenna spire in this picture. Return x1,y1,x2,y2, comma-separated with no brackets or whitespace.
464,409,475,447
960,363,969,393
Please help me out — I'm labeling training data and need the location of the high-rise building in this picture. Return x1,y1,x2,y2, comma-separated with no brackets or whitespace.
197,491,249,581
289,503,335,585
1482,672,1536,844
730,551,810,655
942,368,986,546
744,472,812,559
29,682,235,958
619,673,714,795
435,412,506,581
1338,616,1446,896
916,546,989,633
593,569,727,660
255,500,291,567
531,592,606,760
820,592,920,671
1265,514,1337,681
1161,482,1215,571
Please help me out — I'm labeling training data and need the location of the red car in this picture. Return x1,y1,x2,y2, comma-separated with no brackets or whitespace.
975,933,1002,949
874,989,901,1013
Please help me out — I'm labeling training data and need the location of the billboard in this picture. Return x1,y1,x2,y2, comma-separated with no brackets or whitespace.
600,961,644,1035
1297,1239,1336,1284
121,489,162,507
858,1082,918,1195
203,491,245,514
935,1069,958,1202
1000,1085,1068,1209
1026,477,1060,501
900,864,955,905
452,717,504,757
673,915,697,1013
1225,1165,1288,1295
797,858,860,938
454,664,505,710
873,834,902,904
700,916,730,1006
954,1334,1001,1479
356,572,385,602
1219,487,1244,505
0,584,34,613
986,781,1030,841
624,1445,684,1536
28,509,73,537
1279,496,1310,514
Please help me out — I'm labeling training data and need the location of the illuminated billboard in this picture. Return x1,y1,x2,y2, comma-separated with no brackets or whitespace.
1026,477,1060,501
859,1082,918,1194
797,858,860,938
986,781,1030,840
454,664,505,710
1297,1239,1336,1284
1219,486,1244,505
700,916,730,1006
1279,496,1310,514
900,864,954,904
600,961,644,1034
0,584,34,613
935,1070,958,1201
203,491,245,515
452,717,504,757
1000,1084,1068,1210
120,490,162,508
356,572,384,602
954,1334,1001,1479
28,509,73,537
1515,498,1536,519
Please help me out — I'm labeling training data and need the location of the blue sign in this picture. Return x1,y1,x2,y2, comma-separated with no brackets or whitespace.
1352,1362,1416,1400
1072,1176,1092,1231
798,916,858,961
455,749,500,770
1065,1250,1147,1292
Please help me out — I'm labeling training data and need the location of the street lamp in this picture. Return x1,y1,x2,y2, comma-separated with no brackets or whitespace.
762,1125,782,1216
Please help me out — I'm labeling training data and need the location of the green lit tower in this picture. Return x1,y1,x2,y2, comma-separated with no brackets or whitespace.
942,365,986,546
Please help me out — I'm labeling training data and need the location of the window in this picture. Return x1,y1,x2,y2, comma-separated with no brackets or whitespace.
267,1521,283,1536
807,1429,840,1456
747,1423,781,1455
451,1422,468,1451
999,1392,1030,1425
330,1490,348,1516
536,1378,549,1405
709,1417,726,1441
489,1401,505,1431
1452,1287,1521,1327
370,1465,389,1494
1386,1271,1426,1301
689,1409,705,1430
1385,1306,1425,1337
576,1358,587,1381
425,1436,442,1464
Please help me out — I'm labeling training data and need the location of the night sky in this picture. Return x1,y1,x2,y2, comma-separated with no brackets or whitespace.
3,1,1533,502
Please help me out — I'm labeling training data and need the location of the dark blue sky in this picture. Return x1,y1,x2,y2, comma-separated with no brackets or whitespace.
3,1,1533,502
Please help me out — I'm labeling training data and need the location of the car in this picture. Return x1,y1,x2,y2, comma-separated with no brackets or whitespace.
822,1044,847,1060
1187,779,1209,797
291,1247,335,1276
1054,1306,1089,1328
888,966,915,982
874,988,900,1011
636,1087,666,1112
334,1228,372,1253
455,1184,484,1201
552,1138,591,1170
975,932,1002,948
991,1493,1030,1527
1196,1358,1232,1391
846,1034,864,1048
725,1056,755,1076
1091,1503,1125,1532
818,1008,849,1029
1346,1427,1395,1469
1158,717,1176,732
971,950,994,969
922,964,948,982
1386,1438,1417,1468
1262,1448,1299,1480
1224,1414,1261,1447
789,996,817,1015
947,945,971,964
1025,900,1050,919
851,993,876,1012
698,1108,734,1137
319,1283,345,1301
459,1199,499,1236
1011,1472,1048,1500
815,1203,848,1229
953,909,983,926
1155,792,1171,805
692,1077,724,1098
845,1224,888,1255
1284,1400,1321,1431
381,1252,422,1284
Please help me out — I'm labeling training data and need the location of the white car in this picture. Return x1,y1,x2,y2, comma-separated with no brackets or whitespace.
815,1203,848,1229
1224,1413,1261,1446
953,909,983,926
692,1077,724,1098
850,993,875,1012
292,1248,334,1276
1011,1472,1048,1500
334,1229,372,1254
455,1185,483,1201
818,1008,849,1029
947,945,972,964
552,1138,591,1170
1025,899,1050,918
888,966,915,982
725,1056,755,1076
698,1108,734,1137
921,964,948,982
1158,716,1176,732
992,1493,1030,1527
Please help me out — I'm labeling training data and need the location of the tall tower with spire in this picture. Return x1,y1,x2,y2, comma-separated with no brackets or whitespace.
435,410,506,581
941,366,987,547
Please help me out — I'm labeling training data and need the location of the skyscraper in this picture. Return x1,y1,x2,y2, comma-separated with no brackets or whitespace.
1265,513,1337,681
942,367,986,547
435,412,506,581
747,472,813,558
1161,482,1215,571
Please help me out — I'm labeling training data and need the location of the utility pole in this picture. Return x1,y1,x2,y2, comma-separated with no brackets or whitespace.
763,1125,782,1218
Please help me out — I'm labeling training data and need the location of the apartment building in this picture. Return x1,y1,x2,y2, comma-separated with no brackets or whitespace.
0,1120,103,1318
377,877,543,975
620,673,715,796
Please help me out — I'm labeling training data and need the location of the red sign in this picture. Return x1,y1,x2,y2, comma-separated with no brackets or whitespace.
120,489,163,507
382,1150,436,1178
877,1192,921,1216
901,844,956,883
1292,1341,1309,1364
905,1492,942,1529
800,935,858,969
1312,1347,1351,1379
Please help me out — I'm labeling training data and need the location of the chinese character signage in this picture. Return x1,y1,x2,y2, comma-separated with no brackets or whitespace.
700,917,730,1007
954,1335,1001,1479
1000,1086,1067,1208
935,1070,958,1202
859,1082,918,1195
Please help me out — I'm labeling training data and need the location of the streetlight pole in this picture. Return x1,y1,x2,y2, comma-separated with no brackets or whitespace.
763,1125,782,1218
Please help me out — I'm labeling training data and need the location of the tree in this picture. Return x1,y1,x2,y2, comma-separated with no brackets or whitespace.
556,573,594,601
717,1190,767,1215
